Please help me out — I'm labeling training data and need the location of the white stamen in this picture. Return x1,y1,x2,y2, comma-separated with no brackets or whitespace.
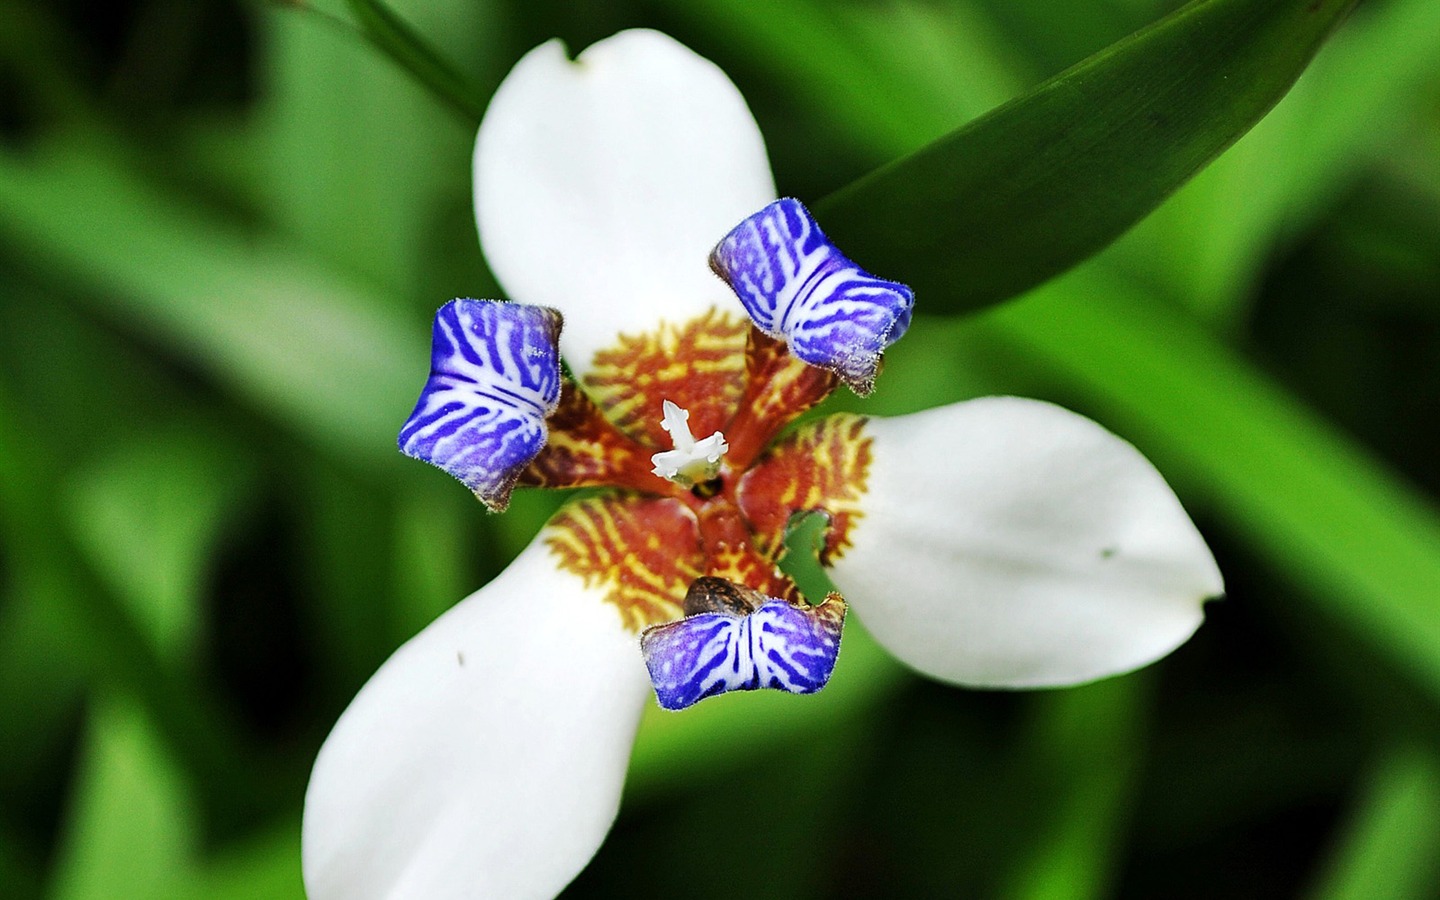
651,399,728,486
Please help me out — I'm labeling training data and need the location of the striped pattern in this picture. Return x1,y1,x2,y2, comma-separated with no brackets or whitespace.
398,300,561,510
710,198,913,394
546,494,701,631
640,596,846,711
737,413,873,562
582,308,747,449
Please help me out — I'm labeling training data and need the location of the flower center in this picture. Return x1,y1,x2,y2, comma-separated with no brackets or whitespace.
650,400,729,486
394,199,913,708
523,314,861,628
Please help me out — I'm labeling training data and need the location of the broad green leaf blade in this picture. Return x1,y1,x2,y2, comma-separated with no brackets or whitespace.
674,0,1022,161
1113,0,1440,323
64,433,255,662
260,5,470,294
0,143,421,468
1307,748,1440,900
49,696,197,900
1000,676,1147,900
816,0,1358,314
200,822,307,900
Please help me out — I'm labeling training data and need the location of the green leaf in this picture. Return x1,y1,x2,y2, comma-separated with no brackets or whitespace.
675,0,1022,161
815,0,1357,313
199,822,307,900
64,433,255,662
1306,748,1440,900
281,0,487,125
999,676,1148,900
49,696,196,900
0,142,421,469
0,381,266,819
1112,0,1440,322
257,3,479,294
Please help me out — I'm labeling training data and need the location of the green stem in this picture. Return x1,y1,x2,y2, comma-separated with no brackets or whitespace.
275,0,485,126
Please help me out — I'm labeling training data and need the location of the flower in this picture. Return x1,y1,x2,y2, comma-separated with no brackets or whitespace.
302,29,1222,900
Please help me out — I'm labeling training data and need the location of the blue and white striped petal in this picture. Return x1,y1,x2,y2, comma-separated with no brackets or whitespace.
399,299,562,511
710,198,914,394
640,595,846,711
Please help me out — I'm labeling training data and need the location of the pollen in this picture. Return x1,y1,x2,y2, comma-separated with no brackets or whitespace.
650,400,729,486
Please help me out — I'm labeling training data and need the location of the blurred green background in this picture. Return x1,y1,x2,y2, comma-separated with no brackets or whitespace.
2,0,1439,897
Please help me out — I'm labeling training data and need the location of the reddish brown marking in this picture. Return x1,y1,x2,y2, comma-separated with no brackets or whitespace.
736,414,873,564
694,495,750,555
520,380,672,495
540,315,872,633
704,543,800,604
547,494,703,631
724,327,838,469
582,309,748,448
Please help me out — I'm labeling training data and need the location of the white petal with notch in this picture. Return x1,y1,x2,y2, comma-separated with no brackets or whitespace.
828,398,1223,688
302,538,649,899
474,29,776,376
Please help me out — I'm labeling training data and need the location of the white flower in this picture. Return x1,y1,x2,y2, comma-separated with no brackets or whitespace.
302,29,1222,900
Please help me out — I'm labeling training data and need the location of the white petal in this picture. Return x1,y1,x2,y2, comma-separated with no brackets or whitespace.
302,537,649,900
829,398,1222,688
474,29,776,375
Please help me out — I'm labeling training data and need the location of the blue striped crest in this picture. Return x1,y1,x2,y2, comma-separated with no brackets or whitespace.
710,198,914,394
398,299,562,511
641,591,847,711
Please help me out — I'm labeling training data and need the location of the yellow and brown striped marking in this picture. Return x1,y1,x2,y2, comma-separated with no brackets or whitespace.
543,316,871,632
582,309,748,448
723,328,838,468
704,543,800,604
546,494,703,631
519,381,659,492
736,414,873,563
